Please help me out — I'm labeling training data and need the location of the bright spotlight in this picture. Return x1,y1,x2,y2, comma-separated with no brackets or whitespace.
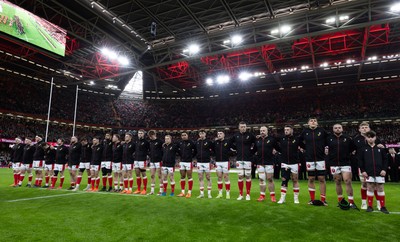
367,56,377,61
231,35,243,45
325,17,335,24
216,75,230,84
89,81,94,85
346,59,355,64
339,15,349,21
118,56,129,66
280,25,291,34
320,62,329,67
108,51,118,60
206,78,213,86
239,72,252,81
101,48,110,55
188,44,200,55
390,3,400,12
270,29,279,35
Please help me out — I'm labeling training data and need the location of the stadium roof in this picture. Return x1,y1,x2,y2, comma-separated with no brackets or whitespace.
1,0,400,98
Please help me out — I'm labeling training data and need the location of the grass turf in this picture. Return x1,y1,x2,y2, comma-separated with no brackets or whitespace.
0,168,399,242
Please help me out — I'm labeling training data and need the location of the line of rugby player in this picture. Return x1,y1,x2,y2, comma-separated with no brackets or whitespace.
9,118,389,213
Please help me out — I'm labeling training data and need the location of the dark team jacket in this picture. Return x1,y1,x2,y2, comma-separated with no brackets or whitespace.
33,140,45,160
254,136,280,165
196,139,214,163
80,143,92,163
68,142,82,165
214,139,234,162
326,134,356,166
353,135,383,152
134,138,150,161
112,142,123,163
122,141,135,164
162,142,179,167
102,139,113,161
149,138,163,163
278,135,301,164
178,140,197,162
45,147,56,165
358,144,388,177
22,144,35,164
56,145,68,165
387,154,400,168
299,127,328,161
230,132,256,161
12,143,25,162
91,144,103,165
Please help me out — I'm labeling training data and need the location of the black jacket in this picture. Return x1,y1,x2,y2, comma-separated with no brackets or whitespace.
196,139,214,163
299,127,328,161
326,134,356,166
230,132,256,161
122,141,135,164
149,139,163,163
91,144,103,165
22,144,35,164
162,142,179,167
278,135,301,165
12,143,25,162
387,153,400,169
358,144,388,177
68,142,82,165
214,139,234,162
254,136,280,165
33,140,45,160
80,143,92,163
102,139,113,161
178,140,196,162
112,142,123,163
134,138,150,161
45,147,56,165
56,145,68,164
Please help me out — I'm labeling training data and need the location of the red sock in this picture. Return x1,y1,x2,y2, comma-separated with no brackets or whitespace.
225,182,230,191
320,194,326,202
163,182,168,192
180,179,186,190
367,195,374,207
96,178,100,189
361,188,367,200
338,196,343,202
38,179,42,186
91,178,95,188
238,180,244,196
246,180,251,195
71,182,75,187
124,179,128,189
137,177,142,190
19,174,25,183
60,177,65,187
51,177,57,187
129,179,133,189
143,177,148,191
76,176,82,185
108,176,113,187
171,183,175,193
218,182,223,190
102,177,107,187
379,194,385,207
28,175,33,183
35,178,38,186
188,179,193,191
13,174,18,185
270,193,275,200
88,177,91,185
45,176,50,185
308,188,315,201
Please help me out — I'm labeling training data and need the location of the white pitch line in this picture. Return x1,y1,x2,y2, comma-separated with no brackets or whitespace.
5,192,83,203
372,211,400,215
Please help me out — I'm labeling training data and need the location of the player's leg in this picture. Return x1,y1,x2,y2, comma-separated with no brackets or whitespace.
316,161,327,204
133,166,142,194
333,173,343,202
43,168,50,188
359,167,368,209
206,170,212,198
216,165,223,198
244,162,252,200
26,167,33,187
69,168,77,190
366,181,375,212
161,168,168,196
186,167,193,197
197,170,205,198
306,162,316,204
292,171,300,204
178,168,187,197
106,166,113,192
101,164,108,191
376,183,388,214
169,170,175,196
236,161,245,200
157,164,162,195
224,168,231,199
89,167,96,192
257,165,266,202
84,166,92,191
140,168,148,195
278,167,289,204
266,166,276,202
59,169,65,189
149,164,156,194
120,166,128,194
18,165,26,186
113,164,119,192
342,170,354,205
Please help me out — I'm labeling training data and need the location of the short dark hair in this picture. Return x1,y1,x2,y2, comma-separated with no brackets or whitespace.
81,137,88,142
365,131,376,138
36,134,43,139
239,121,246,125
148,130,156,136
113,134,120,140
308,117,317,122
284,125,293,129
125,132,133,137
199,129,206,133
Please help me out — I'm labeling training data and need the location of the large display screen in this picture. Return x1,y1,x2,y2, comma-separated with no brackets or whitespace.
0,0,66,56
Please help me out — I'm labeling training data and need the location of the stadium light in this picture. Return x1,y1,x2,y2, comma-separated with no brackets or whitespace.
231,35,243,45
206,78,213,86
118,56,129,66
346,59,355,64
390,3,400,12
216,75,230,84
339,15,349,22
325,17,335,24
301,65,309,70
238,72,252,81
270,29,279,35
280,25,291,34
101,47,111,55
188,44,200,55
367,56,377,61
320,62,329,67
108,51,118,60
89,81,95,85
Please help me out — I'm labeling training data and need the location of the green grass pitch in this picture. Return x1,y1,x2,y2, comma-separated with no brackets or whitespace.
0,168,399,242
0,1,65,56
